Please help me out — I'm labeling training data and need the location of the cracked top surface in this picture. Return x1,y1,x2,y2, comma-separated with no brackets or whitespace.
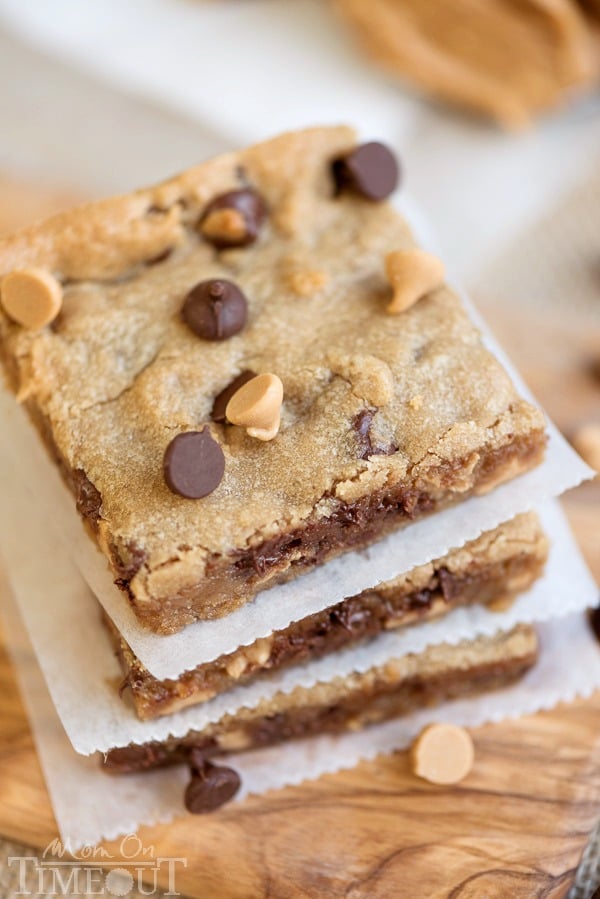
0,126,544,610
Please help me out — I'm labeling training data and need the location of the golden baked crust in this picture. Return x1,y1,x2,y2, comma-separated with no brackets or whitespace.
104,623,539,771
112,512,547,719
0,127,545,630
335,0,600,127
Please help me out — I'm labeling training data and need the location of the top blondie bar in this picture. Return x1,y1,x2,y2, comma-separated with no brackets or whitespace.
0,127,545,633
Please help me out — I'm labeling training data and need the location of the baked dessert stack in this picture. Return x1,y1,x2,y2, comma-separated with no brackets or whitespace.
0,126,554,813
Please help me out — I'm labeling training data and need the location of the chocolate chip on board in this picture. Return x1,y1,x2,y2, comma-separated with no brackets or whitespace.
163,429,225,499
185,758,241,814
211,369,257,423
181,279,248,341
200,188,267,249
332,142,400,201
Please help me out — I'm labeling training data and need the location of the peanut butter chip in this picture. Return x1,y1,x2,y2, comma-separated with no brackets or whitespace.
1,268,63,330
385,249,445,315
411,723,474,785
201,208,248,245
226,373,284,441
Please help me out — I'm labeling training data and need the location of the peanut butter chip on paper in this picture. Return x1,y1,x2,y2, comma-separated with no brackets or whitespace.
1,268,63,330
226,373,284,441
385,249,445,315
411,723,474,785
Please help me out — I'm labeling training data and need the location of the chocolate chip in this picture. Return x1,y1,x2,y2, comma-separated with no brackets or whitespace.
181,279,247,341
112,541,147,583
184,759,241,814
211,369,257,423
189,747,212,770
200,189,266,249
409,588,435,610
438,567,460,601
73,469,102,524
332,142,400,201
353,408,376,459
352,409,398,460
164,429,225,499
329,596,372,633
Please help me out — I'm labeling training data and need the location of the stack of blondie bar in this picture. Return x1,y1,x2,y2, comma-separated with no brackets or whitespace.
0,127,554,812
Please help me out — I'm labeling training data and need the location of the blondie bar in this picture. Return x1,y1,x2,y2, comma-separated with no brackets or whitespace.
0,127,545,632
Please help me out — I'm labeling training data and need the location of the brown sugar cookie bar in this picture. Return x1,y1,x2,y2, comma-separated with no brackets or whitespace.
111,512,547,720
104,624,538,773
334,0,599,127
0,127,546,632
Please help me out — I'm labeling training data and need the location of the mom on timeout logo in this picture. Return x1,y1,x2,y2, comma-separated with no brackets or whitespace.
9,832,187,896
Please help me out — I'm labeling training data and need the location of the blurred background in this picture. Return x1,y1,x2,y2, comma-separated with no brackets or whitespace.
0,0,598,569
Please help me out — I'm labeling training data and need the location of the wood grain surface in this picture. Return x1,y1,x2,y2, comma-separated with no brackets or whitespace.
0,177,599,899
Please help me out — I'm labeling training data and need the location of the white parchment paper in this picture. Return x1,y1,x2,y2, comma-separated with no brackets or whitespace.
0,449,596,756
3,556,600,851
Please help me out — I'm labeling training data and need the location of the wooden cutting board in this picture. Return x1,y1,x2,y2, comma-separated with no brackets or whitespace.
0,177,599,899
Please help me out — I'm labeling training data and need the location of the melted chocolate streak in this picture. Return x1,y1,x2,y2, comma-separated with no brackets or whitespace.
104,654,535,775
121,550,536,721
